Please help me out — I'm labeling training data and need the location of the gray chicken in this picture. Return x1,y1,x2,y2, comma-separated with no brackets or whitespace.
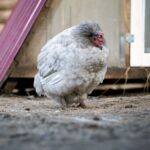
34,21,109,108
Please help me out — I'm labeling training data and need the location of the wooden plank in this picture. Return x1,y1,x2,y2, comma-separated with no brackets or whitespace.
106,67,148,79
123,0,131,66
10,5,48,78
10,67,149,80
0,0,46,87
96,83,146,90
0,10,11,23
0,0,18,10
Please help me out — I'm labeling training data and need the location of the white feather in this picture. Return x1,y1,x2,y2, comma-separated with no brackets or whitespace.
34,21,109,106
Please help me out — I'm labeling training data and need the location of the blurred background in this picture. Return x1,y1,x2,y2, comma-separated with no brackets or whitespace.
0,0,150,96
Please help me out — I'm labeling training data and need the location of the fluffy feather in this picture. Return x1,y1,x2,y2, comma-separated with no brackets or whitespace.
34,21,109,108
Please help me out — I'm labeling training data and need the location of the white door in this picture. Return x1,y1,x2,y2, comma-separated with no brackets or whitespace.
130,0,150,67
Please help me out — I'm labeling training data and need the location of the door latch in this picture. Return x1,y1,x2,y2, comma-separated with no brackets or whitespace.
126,34,134,43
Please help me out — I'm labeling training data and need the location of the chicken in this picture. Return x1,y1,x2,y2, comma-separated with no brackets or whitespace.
34,21,109,108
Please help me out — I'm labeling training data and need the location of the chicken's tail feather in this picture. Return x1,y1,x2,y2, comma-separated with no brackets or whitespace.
34,73,44,96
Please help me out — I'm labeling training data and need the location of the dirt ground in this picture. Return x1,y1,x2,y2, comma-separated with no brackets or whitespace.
0,94,150,150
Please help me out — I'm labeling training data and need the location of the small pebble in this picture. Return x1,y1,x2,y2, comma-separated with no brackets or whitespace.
25,108,30,111
125,104,133,108
93,116,100,121
41,118,46,123
54,110,60,113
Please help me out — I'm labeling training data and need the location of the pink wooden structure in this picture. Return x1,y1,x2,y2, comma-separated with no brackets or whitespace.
0,0,46,86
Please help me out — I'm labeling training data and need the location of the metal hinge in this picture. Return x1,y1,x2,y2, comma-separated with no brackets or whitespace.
126,34,134,43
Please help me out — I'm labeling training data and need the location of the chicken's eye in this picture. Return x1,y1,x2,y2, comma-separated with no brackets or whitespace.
99,35,103,38
93,37,97,41
88,33,93,37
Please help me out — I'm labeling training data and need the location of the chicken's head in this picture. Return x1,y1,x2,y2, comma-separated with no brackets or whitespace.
76,21,105,48
89,32,104,48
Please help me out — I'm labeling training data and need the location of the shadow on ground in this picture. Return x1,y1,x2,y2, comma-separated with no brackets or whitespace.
0,95,150,150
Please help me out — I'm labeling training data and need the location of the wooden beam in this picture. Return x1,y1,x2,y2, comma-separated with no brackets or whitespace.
106,67,149,79
96,83,145,90
9,67,150,80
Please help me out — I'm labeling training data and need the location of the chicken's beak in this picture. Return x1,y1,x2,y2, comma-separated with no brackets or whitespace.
94,32,104,48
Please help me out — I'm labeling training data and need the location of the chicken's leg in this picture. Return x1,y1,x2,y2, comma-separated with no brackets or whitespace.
78,94,87,108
